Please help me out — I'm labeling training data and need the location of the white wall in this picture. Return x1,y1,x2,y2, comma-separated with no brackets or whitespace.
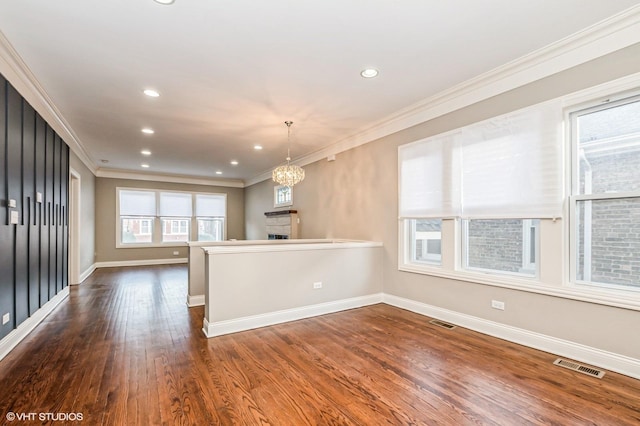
203,242,383,336
69,151,96,278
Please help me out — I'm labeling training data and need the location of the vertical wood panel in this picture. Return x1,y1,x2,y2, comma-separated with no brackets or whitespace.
61,144,69,288
0,77,5,226
23,102,39,315
28,200,40,314
53,134,60,293
46,125,55,299
35,114,46,307
55,134,63,292
0,77,14,339
7,85,27,326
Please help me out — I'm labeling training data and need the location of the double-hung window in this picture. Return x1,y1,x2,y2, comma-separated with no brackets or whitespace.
570,95,640,291
196,194,226,242
117,188,227,246
160,192,192,242
399,100,563,278
119,190,156,244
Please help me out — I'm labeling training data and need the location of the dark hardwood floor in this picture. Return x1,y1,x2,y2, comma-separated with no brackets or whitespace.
0,265,639,425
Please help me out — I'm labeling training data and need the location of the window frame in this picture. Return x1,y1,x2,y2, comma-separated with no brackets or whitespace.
274,185,293,208
116,188,227,248
568,93,640,294
406,218,443,266
461,219,540,279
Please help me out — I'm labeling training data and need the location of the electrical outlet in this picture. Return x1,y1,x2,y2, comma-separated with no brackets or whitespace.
313,282,322,289
2,313,9,325
173,251,179,256
491,300,505,310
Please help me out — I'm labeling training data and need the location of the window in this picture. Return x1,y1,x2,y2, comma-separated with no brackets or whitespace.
274,185,293,208
119,190,156,244
139,219,152,235
196,194,226,242
160,192,192,242
117,188,227,246
162,219,190,242
399,100,562,278
571,96,640,291
462,219,539,277
409,219,442,265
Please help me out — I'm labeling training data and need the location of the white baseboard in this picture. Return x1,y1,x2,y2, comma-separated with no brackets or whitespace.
383,294,640,380
203,293,384,338
95,258,188,268
187,294,205,307
0,286,70,362
78,264,96,283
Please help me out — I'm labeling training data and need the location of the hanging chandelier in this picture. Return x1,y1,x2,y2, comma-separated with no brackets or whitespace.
272,121,305,187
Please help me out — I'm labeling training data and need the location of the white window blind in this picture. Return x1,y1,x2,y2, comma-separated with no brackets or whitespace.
398,132,460,218
119,190,156,216
196,194,226,217
460,100,563,218
398,100,563,219
159,192,192,217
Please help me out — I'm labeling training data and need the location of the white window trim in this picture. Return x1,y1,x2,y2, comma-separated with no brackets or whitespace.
521,219,538,274
116,187,227,248
397,72,640,312
407,219,442,265
274,185,293,208
460,219,539,279
567,91,640,295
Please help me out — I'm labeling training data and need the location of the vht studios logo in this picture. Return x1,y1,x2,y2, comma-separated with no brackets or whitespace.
6,411,84,422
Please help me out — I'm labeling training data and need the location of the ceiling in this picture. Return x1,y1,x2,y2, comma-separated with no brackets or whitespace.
0,1,638,185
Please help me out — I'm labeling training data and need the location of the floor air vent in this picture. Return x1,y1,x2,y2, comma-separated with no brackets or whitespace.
553,358,606,379
429,319,456,330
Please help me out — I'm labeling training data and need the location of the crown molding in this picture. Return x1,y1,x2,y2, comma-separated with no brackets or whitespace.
96,168,245,188
246,5,640,187
0,31,97,174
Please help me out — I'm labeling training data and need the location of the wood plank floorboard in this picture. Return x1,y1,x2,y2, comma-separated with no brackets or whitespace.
0,264,638,425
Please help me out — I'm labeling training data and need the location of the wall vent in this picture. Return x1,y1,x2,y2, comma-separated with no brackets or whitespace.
429,319,456,330
553,358,606,379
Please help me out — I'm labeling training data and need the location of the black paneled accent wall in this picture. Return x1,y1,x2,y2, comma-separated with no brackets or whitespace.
0,73,69,340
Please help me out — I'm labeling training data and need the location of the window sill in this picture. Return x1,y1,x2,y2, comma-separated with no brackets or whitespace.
116,242,189,249
399,264,640,312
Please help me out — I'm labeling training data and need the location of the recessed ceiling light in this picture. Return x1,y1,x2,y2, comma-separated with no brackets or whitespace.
230,160,238,165
141,163,150,168
153,0,175,5
215,171,223,175
254,145,263,150
141,128,155,134
141,149,151,156
143,89,160,97
360,68,379,78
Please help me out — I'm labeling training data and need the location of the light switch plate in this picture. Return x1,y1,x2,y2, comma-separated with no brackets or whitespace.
10,210,19,224
8,199,16,208
36,192,43,203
